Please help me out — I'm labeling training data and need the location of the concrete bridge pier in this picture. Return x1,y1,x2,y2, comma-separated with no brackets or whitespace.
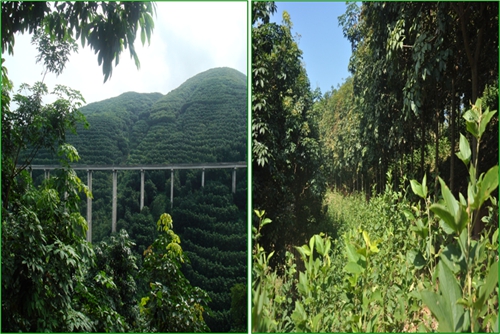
170,169,174,208
112,169,117,233
232,168,237,194
140,169,145,210
86,170,92,243
202,168,205,188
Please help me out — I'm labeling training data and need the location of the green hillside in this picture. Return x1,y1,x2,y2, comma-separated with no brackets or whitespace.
131,67,247,164
29,67,247,332
64,67,246,165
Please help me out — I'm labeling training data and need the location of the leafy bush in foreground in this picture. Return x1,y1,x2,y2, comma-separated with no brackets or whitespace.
252,99,498,332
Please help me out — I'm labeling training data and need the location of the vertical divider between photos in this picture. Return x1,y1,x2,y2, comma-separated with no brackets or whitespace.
247,0,253,332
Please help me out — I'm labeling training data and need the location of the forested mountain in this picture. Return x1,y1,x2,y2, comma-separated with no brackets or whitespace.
131,67,247,164
28,67,247,332
35,67,247,165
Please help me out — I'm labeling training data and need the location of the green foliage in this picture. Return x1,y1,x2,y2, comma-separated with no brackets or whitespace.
252,2,497,332
292,233,332,332
413,99,499,332
32,28,78,79
330,2,498,192
64,92,163,165
229,283,247,332
2,144,94,332
25,67,247,332
2,81,87,208
121,206,158,256
2,1,156,82
36,68,246,169
139,213,211,332
74,229,139,332
252,1,277,25
252,186,418,332
2,4,236,333
132,67,247,164
3,11,239,330
173,178,247,332
251,211,281,332
1,66,93,331
253,116,498,331
317,77,363,186
252,3,326,268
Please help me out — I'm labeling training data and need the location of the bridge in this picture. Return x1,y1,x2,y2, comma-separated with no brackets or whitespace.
27,162,247,242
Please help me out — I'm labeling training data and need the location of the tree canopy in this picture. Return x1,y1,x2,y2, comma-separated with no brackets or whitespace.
2,1,156,82
324,1,498,196
252,2,326,267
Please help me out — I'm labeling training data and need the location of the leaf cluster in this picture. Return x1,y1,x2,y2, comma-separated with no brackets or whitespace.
139,214,211,332
2,1,156,82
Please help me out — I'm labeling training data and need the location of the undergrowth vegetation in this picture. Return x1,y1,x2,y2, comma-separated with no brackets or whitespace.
252,99,498,332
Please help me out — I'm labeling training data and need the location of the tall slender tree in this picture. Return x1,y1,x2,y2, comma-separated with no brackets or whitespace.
252,2,325,267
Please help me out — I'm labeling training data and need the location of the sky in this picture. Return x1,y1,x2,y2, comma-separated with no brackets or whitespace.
3,2,247,106
271,2,353,95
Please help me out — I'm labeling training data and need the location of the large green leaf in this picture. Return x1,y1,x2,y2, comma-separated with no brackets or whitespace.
310,313,323,332
297,271,310,296
344,261,364,274
410,179,424,198
464,108,480,139
456,133,471,166
454,203,468,235
476,165,499,209
478,108,497,138
439,243,466,274
474,261,498,313
291,301,307,329
439,177,459,217
421,261,466,332
314,234,325,256
420,290,450,331
432,177,468,234
438,218,456,235
438,262,467,332
345,242,360,263
430,203,456,233
295,245,311,260
406,249,426,269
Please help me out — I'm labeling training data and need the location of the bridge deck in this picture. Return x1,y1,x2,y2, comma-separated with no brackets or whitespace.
26,162,247,171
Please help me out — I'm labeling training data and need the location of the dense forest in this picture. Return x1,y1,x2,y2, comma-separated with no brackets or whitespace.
2,2,246,332
252,2,498,332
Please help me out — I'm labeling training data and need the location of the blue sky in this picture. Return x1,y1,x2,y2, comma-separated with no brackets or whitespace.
270,1,353,95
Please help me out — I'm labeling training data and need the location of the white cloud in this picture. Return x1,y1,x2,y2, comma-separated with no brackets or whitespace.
3,1,247,105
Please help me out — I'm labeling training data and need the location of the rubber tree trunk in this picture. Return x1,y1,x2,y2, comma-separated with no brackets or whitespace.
420,114,426,179
434,109,440,196
454,2,485,175
449,76,456,193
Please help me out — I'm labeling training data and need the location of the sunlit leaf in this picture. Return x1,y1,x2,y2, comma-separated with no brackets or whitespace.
456,134,471,165
430,203,456,233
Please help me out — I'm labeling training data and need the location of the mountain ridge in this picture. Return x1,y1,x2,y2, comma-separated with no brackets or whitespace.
54,66,247,166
